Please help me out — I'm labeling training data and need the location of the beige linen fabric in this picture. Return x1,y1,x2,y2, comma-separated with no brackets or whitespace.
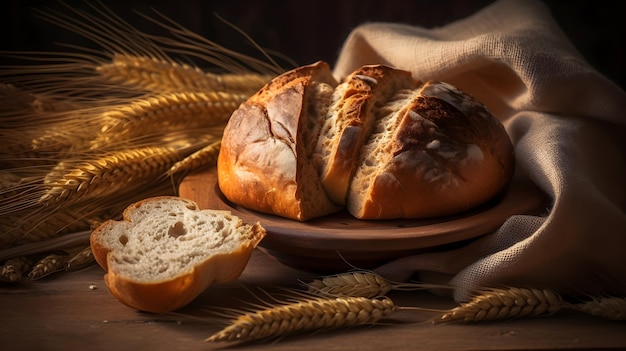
333,0,626,301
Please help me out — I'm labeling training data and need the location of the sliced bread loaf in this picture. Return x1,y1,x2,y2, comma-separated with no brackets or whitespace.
90,196,266,313
218,62,514,221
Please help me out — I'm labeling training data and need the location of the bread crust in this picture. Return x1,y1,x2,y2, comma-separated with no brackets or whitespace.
217,61,341,220
101,240,262,313
348,81,514,218
90,196,266,313
218,62,514,221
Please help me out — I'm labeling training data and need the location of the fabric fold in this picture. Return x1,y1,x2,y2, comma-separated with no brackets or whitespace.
335,0,626,301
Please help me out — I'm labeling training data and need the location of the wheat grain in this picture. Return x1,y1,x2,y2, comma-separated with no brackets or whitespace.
0,1,283,276
28,253,68,280
0,256,32,283
38,146,180,205
305,272,393,298
90,91,246,149
206,296,396,343
304,271,441,298
66,245,95,271
97,54,271,94
435,287,563,323
568,296,626,320
167,139,221,176
100,91,248,129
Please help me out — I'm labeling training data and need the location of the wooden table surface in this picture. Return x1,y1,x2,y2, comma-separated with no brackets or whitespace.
1,248,625,351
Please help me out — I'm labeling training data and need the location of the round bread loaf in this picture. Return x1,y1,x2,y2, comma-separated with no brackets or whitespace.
217,61,514,220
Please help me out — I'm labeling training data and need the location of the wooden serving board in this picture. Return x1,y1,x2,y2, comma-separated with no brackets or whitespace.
178,167,547,273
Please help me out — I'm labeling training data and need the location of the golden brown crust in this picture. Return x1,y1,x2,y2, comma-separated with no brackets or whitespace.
102,223,265,313
217,61,341,220
218,62,514,221
89,196,266,313
348,83,514,218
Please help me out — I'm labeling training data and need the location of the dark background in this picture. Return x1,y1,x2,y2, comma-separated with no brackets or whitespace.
1,0,624,90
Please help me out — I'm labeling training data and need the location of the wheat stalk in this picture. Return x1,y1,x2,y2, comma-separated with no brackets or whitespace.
304,271,431,298
435,287,563,323
0,2,286,280
66,245,95,271
567,296,626,320
0,206,103,249
38,146,181,206
0,256,32,283
97,54,271,94
167,139,221,176
28,253,68,280
89,91,246,149
206,295,396,343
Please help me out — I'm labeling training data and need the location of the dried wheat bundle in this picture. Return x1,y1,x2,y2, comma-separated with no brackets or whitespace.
0,2,283,275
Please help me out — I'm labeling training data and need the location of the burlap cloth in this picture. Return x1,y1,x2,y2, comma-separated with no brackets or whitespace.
333,0,626,301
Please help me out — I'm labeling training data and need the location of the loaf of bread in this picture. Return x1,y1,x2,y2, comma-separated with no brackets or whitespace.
218,61,514,220
90,196,266,313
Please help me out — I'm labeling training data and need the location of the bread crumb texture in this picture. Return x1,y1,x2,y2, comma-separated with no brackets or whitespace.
94,197,255,282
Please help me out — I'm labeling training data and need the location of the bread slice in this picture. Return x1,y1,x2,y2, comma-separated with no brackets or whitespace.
90,196,266,313
347,81,514,219
217,61,341,221
314,65,417,205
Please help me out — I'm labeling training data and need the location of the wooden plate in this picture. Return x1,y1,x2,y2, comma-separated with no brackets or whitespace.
179,168,547,273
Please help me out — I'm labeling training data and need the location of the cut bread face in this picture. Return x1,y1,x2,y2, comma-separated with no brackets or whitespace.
90,196,266,313
217,61,341,221
218,62,514,221
315,65,418,205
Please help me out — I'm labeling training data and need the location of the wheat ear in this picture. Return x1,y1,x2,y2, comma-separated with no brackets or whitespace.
206,296,396,343
0,256,32,283
304,271,431,298
28,253,68,280
567,296,626,320
97,54,271,93
38,146,180,206
97,91,247,131
435,287,563,323
90,91,246,149
66,245,95,271
167,139,221,176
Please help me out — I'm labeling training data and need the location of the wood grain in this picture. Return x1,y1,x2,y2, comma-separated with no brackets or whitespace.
1,249,625,351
